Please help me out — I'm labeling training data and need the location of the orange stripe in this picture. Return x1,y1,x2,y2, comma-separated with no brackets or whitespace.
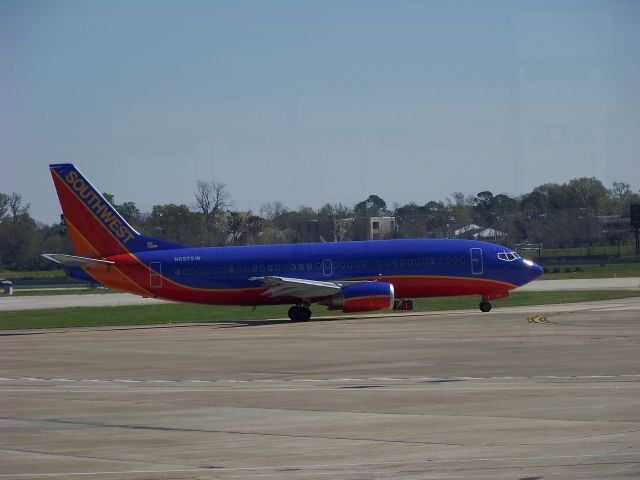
65,220,153,297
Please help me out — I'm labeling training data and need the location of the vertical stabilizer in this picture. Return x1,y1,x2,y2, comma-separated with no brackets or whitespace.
49,164,184,257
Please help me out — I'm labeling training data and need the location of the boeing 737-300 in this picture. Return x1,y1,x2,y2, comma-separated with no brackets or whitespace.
42,164,543,321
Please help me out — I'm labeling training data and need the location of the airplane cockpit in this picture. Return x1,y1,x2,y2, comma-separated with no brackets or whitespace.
497,251,521,261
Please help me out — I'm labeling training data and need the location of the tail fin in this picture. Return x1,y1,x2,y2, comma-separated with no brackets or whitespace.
49,164,185,258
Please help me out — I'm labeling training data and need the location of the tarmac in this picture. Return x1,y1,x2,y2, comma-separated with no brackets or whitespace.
1,296,639,478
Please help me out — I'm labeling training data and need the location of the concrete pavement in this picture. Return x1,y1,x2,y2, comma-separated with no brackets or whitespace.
1,298,639,478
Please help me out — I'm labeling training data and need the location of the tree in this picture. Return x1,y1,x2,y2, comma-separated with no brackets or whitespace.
354,195,388,217
102,193,141,225
567,177,608,213
0,193,9,219
8,192,29,222
395,203,427,238
473,191,495,226
260,201,289,221
0,194,37,268
609,182,633,216
118,201,141,223
446,192,473,232
149,204,203,245
317,203,353,242
424,201,451,237
193,181,231,229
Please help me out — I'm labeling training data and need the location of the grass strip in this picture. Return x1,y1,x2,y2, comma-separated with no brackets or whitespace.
1,290,638,330
12,288,113,297
538,263,640,280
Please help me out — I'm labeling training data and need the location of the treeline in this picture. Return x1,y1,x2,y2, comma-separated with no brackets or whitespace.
0,178,638,270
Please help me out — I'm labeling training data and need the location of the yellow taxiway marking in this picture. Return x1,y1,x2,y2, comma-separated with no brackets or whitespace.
528,314,555,325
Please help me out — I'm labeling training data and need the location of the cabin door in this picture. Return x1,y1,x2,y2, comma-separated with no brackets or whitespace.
322,259,333,277
149,261,162,288
470,248,483,275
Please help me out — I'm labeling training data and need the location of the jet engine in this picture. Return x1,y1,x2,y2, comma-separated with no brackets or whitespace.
321,282,395,313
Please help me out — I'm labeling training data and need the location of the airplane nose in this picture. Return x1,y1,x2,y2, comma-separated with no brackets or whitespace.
532,262,544,278
522,259,544,281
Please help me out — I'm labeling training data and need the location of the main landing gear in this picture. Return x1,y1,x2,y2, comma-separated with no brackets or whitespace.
288,305,311,322
479,301,492,312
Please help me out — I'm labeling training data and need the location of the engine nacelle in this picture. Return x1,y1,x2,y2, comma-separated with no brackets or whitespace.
321,282,395,313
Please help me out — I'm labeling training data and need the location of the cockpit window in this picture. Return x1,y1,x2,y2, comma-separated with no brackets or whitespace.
498,252,519,261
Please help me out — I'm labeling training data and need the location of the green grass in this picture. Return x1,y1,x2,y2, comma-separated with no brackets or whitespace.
1,290,638,330
12,288,114,297
538,262,640,280
520,244,637,259
0,269,66,280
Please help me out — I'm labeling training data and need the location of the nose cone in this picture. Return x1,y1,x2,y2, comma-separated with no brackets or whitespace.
521,259,544,284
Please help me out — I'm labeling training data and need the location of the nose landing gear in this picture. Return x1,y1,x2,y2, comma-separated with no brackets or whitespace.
479,291,508,312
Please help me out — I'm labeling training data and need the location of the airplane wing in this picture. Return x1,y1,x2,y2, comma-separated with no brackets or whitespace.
41,254,115,269
250,276,369,300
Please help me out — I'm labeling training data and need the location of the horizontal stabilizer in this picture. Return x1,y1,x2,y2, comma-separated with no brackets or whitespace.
41,254,115,269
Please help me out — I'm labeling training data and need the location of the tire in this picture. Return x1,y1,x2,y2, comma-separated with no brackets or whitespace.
479,301,492,313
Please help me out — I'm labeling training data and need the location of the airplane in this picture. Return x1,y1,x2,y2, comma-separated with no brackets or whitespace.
42,164,544,321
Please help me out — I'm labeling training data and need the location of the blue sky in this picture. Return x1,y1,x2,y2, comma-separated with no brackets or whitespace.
1,0,639,224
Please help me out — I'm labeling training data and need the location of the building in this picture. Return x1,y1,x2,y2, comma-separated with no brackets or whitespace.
354,216,396,240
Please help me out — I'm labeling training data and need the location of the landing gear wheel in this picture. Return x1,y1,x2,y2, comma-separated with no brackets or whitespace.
288,306,312,322
479,301,492,313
